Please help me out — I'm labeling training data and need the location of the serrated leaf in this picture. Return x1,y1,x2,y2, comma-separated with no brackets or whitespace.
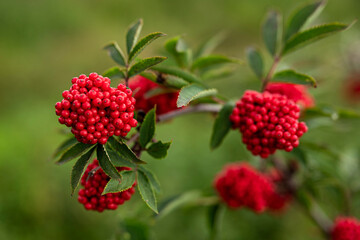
152,66,203,85
195,32,226,59
106,145,135,168
139,166,161,193
56,142,93,165
165,36,192,68
210,102,235,149
272,69,317,87
285,0,326,41
139,108,156,148
97,144,121,179
147,141,171,159
70,147,95,195
177,84,218,107
126,19,143,54
128,57,167,78
53,137,78,158
263,11,282,56
104,42,126,66
246,47,264,79
108,136,146,164
282,22,350,55
128,32,166,63
102,66,126,79
191,55,241,71
137,170,158,213
164,75,189,89
202,66,237,80
103,171,136,194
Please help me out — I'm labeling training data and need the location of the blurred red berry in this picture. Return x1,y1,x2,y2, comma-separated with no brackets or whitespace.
332,217,360,240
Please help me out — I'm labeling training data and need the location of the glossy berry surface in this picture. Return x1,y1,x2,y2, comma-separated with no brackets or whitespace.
229,90,308,158
77,159,136,212
129,75,179,115
332,217,360,240
265,82,314,109
55,73,138,145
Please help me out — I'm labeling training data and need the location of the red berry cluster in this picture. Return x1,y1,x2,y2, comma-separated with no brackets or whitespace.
265,82,315,109
332,217,360,240
129,75,179,115
266,168,292,211
55,73,138,145
78,159,136,212
230,90,308,158
214,163,290,213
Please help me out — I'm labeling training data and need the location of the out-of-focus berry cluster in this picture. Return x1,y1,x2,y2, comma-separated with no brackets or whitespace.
332,217,360,240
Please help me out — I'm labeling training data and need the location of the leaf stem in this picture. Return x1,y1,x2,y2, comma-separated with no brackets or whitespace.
261,55,280,92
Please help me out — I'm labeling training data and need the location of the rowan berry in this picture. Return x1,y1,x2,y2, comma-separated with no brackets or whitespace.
332,217,360,240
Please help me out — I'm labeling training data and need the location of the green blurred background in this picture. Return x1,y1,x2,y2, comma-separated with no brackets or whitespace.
1,0,360,239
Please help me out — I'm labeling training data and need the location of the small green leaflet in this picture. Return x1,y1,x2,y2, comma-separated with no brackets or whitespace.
104,42,126,66
272,69,317,87
53,137,78,158
246,47,264,79
139,166,161,193
128,57,167,78
97,144,121,180
126,19,143,54
152,66,202,85
262,10,282,57
139,108,156,148
191,55,241,71
210,102,235,149
137,170,158,213
107,136,146,164
105,145,135,168
177,84,218,107
103,171,136,194
201,66,238,80
147,141,171,159
102,66,125,79
128,32,166,63
56,142,94,165
282,22,351,55
165,36,192,68
195,32,226,59
70,147,95,195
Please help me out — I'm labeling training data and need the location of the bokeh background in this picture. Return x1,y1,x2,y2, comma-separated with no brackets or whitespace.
1,0,360,239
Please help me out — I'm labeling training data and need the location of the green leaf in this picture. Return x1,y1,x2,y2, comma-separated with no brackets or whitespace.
201,66,238,80
53,137,78,158
165,36,192,68
103,171,136,194
56,142,93,165
164,75,189,89
152,66,203,85
102,66,126,79
139,108,156,148
177,84,218,107
246,47,264,79
107,136,146,164
140,71,158,83
126,19,143,54
106,145,136,168
285,0,326,41
210,102,235,150
139,166,161,193
119,218,150,240
137,170,158,213
70,147,95,195
147,141,171,159
195,32,226,59
289,147,308,166
282,22,350,55
262,10,282,56
208,204,225,240
96,144,121,179
104,42,126,66
191,55,241,71
128,57,167,78
128,32,166,63
272,69,317,87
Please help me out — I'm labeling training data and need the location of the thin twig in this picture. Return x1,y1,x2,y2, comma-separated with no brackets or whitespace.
261,55,280,92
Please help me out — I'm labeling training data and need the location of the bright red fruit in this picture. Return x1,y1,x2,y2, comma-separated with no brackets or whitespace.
229,90,308,158
129,75,179,115
78,159,136,212
265,82,314,109
332,217,360,240
55,73,138,145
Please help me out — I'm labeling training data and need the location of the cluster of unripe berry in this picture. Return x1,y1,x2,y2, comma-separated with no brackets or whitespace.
55,73,138,145
77,159,136,212
214,163,290,213
332,217,360,240
230,90,308,158
129,75,179,115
